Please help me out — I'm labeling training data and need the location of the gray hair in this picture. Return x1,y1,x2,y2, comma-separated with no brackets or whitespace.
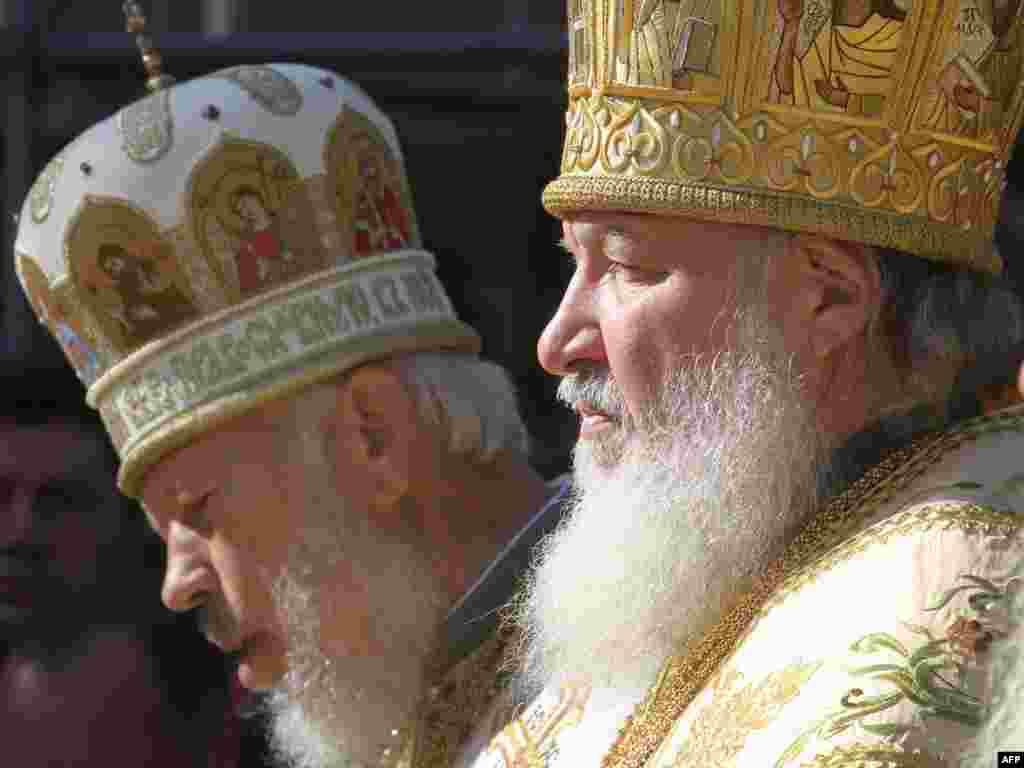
390,352,531,462
287,352,530,467
872,247,1024,424
728,236,1024,426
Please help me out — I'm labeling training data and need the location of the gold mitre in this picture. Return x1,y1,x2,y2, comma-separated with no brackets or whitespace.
543,0,1024,272
13,62,480,496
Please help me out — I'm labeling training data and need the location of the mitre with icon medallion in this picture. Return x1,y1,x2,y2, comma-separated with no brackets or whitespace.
13,15,480,497
547,0,1024,273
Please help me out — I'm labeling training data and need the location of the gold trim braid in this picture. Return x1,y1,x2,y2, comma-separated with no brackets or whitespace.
543,174,999,273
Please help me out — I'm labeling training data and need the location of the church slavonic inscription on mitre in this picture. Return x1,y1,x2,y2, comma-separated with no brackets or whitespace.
609,0,723,91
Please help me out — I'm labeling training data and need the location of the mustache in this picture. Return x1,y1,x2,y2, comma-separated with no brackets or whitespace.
556,368,627,420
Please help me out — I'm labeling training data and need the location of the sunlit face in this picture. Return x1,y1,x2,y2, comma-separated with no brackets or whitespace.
538,213,785,450
143,389,448,765
140,403,306,691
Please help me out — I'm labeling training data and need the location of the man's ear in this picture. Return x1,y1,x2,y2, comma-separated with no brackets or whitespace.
325,363,418,507
789,235,882,359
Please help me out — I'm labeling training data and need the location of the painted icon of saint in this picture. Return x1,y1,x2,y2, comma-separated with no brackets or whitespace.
93,243,197,345
769,0,908,116
230,185,298,295
918,0,1023,141
353,150,411,257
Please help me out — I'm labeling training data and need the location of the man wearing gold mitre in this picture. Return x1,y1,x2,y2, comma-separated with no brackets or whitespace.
11,6,575,768
458,1,1024,767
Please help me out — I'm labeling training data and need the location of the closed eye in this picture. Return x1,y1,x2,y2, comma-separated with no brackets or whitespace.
175,486,217,538
607,261,668,283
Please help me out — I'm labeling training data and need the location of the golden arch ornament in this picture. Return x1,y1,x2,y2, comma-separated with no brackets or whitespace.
65,196,198,354
324,107,422,260
186,136,326,303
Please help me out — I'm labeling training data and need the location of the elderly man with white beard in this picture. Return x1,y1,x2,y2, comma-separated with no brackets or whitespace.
11,11,571,768
458,2,1024,767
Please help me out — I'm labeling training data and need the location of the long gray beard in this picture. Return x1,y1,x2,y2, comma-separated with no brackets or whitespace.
512,311,826,694
265,569,350,768
263,434,444,768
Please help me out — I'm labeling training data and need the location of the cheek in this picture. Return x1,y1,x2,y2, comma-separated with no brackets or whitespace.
209,541,279,627
601,296,682,415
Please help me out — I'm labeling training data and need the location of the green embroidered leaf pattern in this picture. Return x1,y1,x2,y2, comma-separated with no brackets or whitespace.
948,481,985,491
848,633,908,657
778,576,1010,766
861,722,914,737
926,585,979,611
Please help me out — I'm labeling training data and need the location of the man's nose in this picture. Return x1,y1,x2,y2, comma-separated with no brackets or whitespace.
161,522,216,612
537,284,606,376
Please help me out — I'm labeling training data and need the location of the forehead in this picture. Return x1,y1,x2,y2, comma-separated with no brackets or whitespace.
563,213,773,253
140,406,287,502
0,424,111,486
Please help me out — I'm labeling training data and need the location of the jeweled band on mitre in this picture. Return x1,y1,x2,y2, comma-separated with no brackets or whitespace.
545,0,1024,271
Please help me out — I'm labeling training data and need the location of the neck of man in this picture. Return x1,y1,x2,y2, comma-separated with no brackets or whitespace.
426,451,549,621
821,393,981,503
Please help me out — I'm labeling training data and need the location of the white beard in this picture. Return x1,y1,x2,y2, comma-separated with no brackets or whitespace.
265,441,445,768
513,311,826,694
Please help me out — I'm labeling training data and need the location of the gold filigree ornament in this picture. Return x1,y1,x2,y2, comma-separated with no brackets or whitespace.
12,11,479,497
797,743,943,767
646,661,823,768
545,0,1024,272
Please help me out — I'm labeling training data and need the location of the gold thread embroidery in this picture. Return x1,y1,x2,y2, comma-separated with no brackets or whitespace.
406,626,520,768
662,661,823,768
601,409,1024,768
797,743,943,767
549,0,1024,269
545,95,1005,272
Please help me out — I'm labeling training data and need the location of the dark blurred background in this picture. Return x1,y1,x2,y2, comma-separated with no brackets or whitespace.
4,0,1024,479
0,0,577,478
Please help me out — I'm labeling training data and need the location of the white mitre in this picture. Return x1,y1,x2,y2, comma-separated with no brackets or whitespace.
14,57,479,497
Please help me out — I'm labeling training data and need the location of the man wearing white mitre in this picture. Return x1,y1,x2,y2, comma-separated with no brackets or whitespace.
12,29,574,768
460,1,1024,767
